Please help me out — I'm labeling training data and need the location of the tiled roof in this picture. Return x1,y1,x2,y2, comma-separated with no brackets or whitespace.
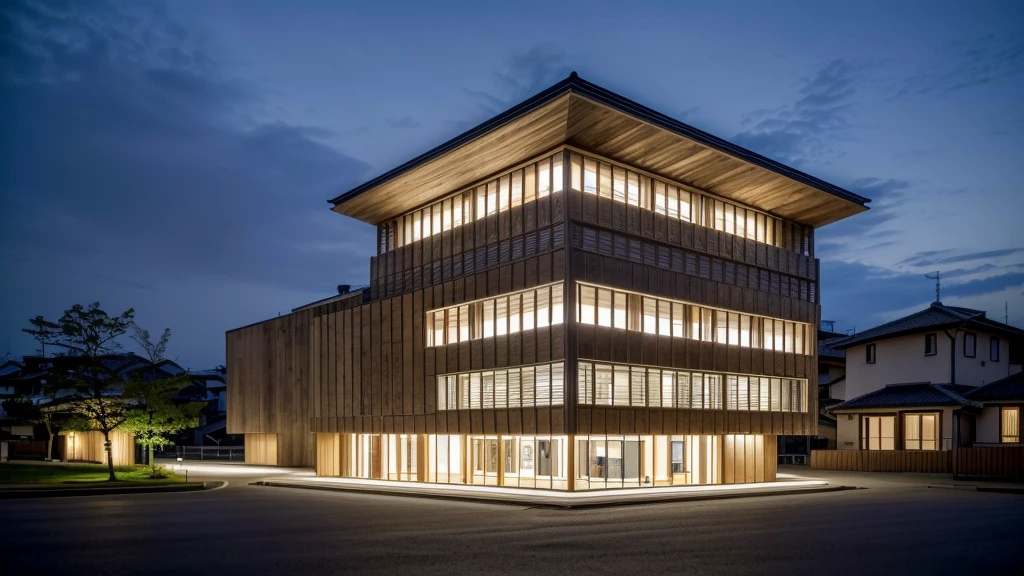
831,382,982,411
819,337,847,360
965,371,1024,402
834,302,1024,349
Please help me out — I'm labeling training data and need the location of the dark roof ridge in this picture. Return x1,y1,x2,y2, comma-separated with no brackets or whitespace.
932,383,981,408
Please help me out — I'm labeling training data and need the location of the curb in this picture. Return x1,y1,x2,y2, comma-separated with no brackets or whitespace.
927,484,1024,495
250,480,857,509
0,481,224,499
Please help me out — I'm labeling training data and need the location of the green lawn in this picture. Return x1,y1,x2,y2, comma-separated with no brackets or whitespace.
0,461,187,487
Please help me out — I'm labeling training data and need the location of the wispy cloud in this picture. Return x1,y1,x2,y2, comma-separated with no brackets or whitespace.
732,59,865,165
896,34,1024,97
386,116,419,129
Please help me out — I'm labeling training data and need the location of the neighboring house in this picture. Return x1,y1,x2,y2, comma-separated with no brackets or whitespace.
830,382,980,451
833,301,1024,402
965,371,1022,446
227,73,870,489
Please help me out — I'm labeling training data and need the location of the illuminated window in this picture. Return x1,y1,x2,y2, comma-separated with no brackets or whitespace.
1002,408,1020,443
437,363,565,410
426,283,563,346
904,413,938,450
861,416,895,450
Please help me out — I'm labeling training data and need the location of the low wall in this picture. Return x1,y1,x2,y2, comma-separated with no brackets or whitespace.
953,446,1024,480
811,446,1024,479
810,450,951,473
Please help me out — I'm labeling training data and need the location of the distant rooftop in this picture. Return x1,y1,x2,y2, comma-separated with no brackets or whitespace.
833,301,1024,349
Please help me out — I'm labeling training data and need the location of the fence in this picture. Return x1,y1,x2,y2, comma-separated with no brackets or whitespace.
811,446,1024,479
952,446,1024,480
172,446,245,461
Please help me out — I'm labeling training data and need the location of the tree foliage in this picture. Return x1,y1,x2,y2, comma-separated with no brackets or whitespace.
122,326,202,473
23,303,137,481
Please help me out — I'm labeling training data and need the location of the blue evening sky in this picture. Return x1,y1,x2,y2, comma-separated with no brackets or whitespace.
1,0,1021,367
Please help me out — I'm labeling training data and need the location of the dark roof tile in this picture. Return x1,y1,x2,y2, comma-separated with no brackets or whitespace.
831,382,981,411
965,371,1024,402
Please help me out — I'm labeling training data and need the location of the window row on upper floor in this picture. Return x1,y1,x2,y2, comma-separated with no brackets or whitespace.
378,150,811,257
865,331,1001,364
378,154,564,254
577,361,807,413
426,283,564,347
436,362,565,410
567,152,810,256
578,283,813,355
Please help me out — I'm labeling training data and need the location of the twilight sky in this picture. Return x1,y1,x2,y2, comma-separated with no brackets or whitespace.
2,0,1022,368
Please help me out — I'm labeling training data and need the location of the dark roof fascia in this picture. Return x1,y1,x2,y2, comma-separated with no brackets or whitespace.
329,73,870,209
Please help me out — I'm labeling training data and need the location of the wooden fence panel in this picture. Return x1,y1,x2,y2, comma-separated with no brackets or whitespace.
810,450,951,473
953,446,1024,480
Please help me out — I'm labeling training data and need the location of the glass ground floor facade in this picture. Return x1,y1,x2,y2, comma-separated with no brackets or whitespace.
314,432,776,490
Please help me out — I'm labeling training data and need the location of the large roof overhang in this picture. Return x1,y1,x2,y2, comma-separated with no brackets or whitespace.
330,73,870,227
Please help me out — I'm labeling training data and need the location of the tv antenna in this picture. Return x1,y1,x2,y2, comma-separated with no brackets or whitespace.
821,320,836,332
925,271,940,303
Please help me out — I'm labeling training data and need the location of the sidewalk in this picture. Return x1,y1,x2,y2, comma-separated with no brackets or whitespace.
252,476,845,509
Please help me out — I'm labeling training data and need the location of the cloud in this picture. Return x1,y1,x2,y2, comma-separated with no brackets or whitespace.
386,116,419,129
0,0,374,366
898,247,1024,268
458,43,574,127
732,59,864,165
896,34,1024,97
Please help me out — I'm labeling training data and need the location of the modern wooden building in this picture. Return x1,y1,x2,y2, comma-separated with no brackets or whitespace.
227,73,869,489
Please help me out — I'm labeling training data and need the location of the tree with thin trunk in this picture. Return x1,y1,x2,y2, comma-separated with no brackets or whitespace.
122,327,202,476
23,303,135,482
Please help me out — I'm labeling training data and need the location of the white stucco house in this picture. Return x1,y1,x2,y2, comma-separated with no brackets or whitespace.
827,301,1023,451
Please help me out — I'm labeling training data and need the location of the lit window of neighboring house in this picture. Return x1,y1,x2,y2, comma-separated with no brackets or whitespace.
990,337,1000,362
861,415,894,450
866,343,876,364
1002,408,1020,444
963,332,976,358
903,413,939,450
924,333,937,356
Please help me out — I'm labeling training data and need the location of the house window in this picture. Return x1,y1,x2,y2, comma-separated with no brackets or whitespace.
670,440,686,473
866,343,876,364
1002,408,1020,443
861,415,895,450
990,338,1000,362
963,332,976,358
903,413,939,450
924,333,937,356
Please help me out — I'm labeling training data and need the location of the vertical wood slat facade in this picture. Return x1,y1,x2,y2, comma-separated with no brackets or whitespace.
226,310,313,467
60,430,135,467
228,143,829,486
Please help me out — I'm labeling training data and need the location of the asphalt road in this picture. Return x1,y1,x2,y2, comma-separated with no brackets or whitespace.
2,469,1022,576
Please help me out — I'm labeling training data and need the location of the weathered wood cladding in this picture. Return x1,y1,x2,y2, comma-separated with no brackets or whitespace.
226,311,314,467
564,180,819,438
311,252,567,436
370,191,565,301
571,250,816,326
567,188,817,284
